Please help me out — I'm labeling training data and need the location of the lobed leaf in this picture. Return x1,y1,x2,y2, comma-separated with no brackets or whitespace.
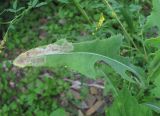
13,35,145,87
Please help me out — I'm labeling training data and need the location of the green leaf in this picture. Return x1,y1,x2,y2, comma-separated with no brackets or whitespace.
58,0,69,4
150,74,160,97
145,37,160,49
148,50,160,97
13,0,17,10
7,9,17,13
16,7,25,12
147,37,160,82
32,0,39,7
106,88,153,116
72,0,92,25
148,50,160,81
50,108,66,116
144,102,160,113
35,2,47,8
73,35,122,58
13,35,145,87
145,0,160,32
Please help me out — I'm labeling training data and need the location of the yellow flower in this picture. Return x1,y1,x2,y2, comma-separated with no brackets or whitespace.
96,13,105,31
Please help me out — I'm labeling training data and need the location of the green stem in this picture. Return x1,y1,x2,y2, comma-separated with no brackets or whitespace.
102,0,140,52
141,29,148,60
72,0,92,25
0,7,31,53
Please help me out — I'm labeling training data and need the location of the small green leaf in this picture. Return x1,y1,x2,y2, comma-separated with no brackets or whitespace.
50,108,66,116
13,0,17,10
17,7,25,12
148,50,160,81
32,0,39,7
58,0,69,4
144,103,160,113
35,2,47,8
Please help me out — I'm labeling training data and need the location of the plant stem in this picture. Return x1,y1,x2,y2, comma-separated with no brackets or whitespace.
64,78,105,89
0,7,31,53
141,30,148,60
72,0,92,25
102,0,140,52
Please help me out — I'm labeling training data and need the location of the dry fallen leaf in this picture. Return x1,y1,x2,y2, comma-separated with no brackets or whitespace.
78,110,84,116
80,101,89,109
86,100,105,116
90,87,98,95
85,95,97,108
70,89,81,100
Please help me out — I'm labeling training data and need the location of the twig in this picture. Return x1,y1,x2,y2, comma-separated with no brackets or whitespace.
64,78,104,89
